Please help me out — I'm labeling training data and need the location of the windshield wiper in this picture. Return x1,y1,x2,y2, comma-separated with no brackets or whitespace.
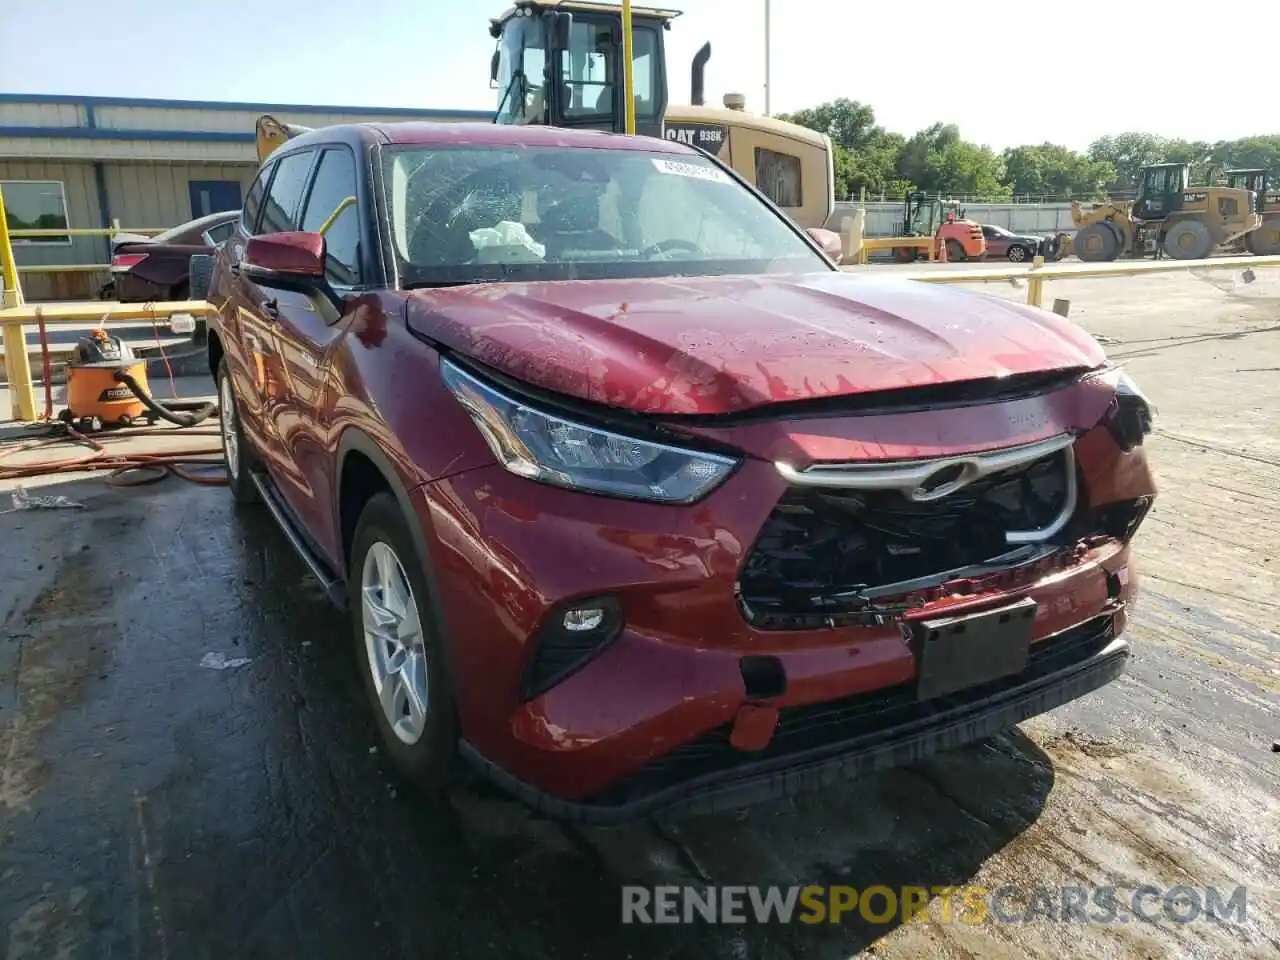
402,278,498,290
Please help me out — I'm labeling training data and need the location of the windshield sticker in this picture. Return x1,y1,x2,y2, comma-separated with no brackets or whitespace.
651,158,731,184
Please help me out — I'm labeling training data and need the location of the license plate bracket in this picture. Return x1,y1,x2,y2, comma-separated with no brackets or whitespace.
911,597,1038,701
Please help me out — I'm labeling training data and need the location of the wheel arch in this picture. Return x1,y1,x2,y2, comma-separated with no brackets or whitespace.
208,328,225,380
335,429,429,571
335,427,462,693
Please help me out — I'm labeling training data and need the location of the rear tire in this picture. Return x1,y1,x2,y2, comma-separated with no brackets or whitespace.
188,254,215,300
349,492,459,800
892,246,917,263
216,357,261,504
1073,223,1120,262
1162,220,1212,260
945,239,965,262
1245,217,1280,255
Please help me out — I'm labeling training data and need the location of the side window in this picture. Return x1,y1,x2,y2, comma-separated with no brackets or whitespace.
205,220,236,245
299,148,362,286
241,165,271,234
755,148,803,208
631,28,658,119
259,151,315,235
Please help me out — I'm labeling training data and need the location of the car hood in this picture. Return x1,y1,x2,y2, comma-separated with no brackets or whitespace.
404,272,1106,416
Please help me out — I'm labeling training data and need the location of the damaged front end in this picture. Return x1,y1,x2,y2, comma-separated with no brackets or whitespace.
733,369,1157,631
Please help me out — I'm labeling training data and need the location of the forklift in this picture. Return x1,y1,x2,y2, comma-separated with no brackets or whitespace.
892,193,987,262
1225,169,1280,255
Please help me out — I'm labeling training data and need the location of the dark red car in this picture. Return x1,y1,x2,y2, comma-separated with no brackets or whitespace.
104,210,239,301
202,121,1157,823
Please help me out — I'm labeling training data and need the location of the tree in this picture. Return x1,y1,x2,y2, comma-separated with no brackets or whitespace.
1001,143,1115,200
1211,135,1280,180
777,98,908,199
896,123,1009,198
1087,133,1168,190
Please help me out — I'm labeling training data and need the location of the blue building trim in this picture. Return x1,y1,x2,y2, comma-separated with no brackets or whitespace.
0,92,492,120
0,126,257,142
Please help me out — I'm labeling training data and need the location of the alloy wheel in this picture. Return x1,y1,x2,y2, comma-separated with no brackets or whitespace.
219,375,239,480
361,541,429,745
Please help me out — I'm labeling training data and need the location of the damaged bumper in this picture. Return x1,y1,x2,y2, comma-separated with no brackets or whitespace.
461,612,1129,825
423,375,1156,823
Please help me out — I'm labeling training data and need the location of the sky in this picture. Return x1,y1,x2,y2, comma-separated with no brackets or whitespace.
1,0,1274,152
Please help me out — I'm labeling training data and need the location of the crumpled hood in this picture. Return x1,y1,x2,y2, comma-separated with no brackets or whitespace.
405,272,1106,415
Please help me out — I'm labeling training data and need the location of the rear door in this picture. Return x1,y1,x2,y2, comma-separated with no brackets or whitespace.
263,145,366,555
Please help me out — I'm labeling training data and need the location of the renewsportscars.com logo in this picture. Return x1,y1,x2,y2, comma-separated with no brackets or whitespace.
621,885,1249,926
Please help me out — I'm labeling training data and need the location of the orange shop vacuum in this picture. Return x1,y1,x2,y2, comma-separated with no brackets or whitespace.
60,329,217,431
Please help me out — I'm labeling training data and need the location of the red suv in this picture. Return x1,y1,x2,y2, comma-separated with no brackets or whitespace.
202,121,1157,823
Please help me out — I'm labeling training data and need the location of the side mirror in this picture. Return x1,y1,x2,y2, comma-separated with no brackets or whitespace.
490,49,500,85
806,227,843,263
241,232,342,308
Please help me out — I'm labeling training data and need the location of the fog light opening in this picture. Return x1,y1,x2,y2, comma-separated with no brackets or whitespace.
740,655,787,700
563,606,605,632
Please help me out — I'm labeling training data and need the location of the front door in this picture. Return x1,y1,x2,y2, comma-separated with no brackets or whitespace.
260,146,366,561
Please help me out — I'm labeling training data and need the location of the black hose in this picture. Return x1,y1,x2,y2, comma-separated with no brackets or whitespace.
115,370,217,427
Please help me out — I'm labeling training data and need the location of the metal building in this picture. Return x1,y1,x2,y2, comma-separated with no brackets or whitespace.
0,94,489,299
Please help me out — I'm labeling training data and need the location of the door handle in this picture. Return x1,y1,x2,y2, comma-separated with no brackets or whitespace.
261,299,280,321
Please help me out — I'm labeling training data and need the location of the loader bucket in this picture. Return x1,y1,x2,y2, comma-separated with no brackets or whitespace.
255,115,312,164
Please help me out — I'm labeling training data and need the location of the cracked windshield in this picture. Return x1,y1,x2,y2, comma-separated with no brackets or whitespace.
382,145,825,285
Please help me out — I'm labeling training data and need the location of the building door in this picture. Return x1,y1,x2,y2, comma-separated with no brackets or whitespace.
188,179,243,218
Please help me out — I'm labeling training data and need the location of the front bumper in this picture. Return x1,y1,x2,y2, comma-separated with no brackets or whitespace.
461,614,1128,824
415,416,1154,822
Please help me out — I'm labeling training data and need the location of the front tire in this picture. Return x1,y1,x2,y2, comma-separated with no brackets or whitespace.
1073,223,1120,262
349,492,458,799
1162,220,1212,260
1007,245,1028,263
216,357,261,503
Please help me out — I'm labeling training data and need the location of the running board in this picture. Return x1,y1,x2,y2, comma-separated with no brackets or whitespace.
249,471,349,610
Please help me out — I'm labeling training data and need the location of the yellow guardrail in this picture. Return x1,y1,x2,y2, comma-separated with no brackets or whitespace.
1,187,205,422
17,264,110,274
10,227,163,238
851,253,1280,307
9,226,165,282
858,235,938,264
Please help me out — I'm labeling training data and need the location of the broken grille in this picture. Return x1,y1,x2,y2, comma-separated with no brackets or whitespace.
739,438,1077,628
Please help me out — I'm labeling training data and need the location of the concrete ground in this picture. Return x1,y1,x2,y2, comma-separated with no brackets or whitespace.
1,268,1277,958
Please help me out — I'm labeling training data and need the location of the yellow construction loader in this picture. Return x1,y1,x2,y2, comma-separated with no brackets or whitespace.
487,0,835,229
1070,163,1259,261
1225,169,1280,255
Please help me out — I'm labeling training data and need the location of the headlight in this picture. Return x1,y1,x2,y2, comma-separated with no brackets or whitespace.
440,358,739,503
1106,368,1155,450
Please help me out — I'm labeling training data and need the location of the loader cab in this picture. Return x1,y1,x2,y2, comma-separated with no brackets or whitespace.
490,0,675,138
1225,169,1268,214
1134,163,1189,221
